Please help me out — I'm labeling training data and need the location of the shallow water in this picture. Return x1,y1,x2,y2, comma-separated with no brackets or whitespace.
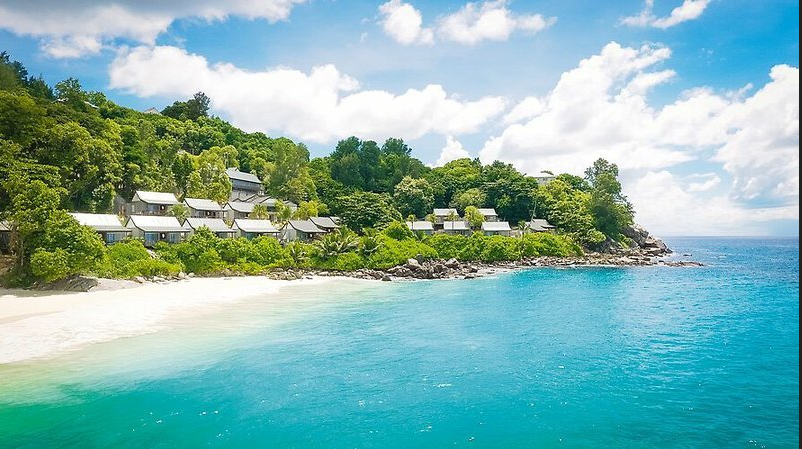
0,237,798,448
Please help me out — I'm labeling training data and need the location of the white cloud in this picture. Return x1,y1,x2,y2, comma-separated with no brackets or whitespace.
109,45,507,144
629,171,798,236
0,0,305,58
686,173,721,192
479,42,799,232
622,0,710,29
377,0,555,46
437,0,556,45
435,136,472,166
378,0,434,46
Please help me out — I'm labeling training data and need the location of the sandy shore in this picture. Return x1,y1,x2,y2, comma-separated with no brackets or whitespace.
0,276,366,365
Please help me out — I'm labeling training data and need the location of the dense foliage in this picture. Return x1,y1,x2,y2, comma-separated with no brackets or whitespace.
0,52,635,284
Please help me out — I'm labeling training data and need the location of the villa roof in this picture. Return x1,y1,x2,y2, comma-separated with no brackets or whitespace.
481,221,511,232
0,220,11,231
433,208,458,217
477,208,497,217
184,198,222,211
69,213,130,232
132,190,179,205
233,219,279,234
527,219,556,231
443,221,470,231
183,218,234,233
309,216,339,229
226,167,262,184
406,221,434,231
126,215,187,232
224,201,256,213
286,220,326,234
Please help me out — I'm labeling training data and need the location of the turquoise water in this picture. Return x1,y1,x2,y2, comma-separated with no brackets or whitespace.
0,237,798,448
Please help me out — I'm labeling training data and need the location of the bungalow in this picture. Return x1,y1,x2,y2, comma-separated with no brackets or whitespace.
223,201,256,220
226,167,263,197
0,220,10,254
129,191,179,216
309,216,339,233
183,217,237,239
126,215,188,247
477,208,498,222
481,221,512,237
281,220,326,242
184,198,223,219
259,197,298,221
406,221,434,235
70,213,132,244
442,220,471,235
535,175,557,185
232,219,280,239
525,218,556,233
432,208,459,226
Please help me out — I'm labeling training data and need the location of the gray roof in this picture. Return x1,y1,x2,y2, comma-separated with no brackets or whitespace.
133,190,179,205
184,198,222,211
224,201,256,213
69,213,130,232
481,221,511,232
433,208,458,217
443,221,470,231
527,219,556,231
126,215,187,232
183,218,235,233
406,221,434,231
286,220,326,234
309,216,339,229
477,208,497,217
143,107,161,114
226,167,262,184
234,219,279,234
0,220,11,231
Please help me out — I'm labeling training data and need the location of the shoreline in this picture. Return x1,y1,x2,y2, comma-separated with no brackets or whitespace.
0,276,372,365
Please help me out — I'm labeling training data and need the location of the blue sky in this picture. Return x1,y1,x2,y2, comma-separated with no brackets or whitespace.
0,0,798,235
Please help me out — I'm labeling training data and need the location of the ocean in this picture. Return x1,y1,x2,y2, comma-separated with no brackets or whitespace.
0,237,798,448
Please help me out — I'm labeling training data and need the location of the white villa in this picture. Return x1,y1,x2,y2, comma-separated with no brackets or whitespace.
406,221,434,235
69,212,131,244
525,219,556,233
481,221,512,236
232,219,280,239
226,167,263,197
184,198,223,219
442,221,471,235
477,208,498,222
281,220,326,242
432,208,459,225
223,201,256,220
309,216,339,233
126,215,188,247
183,217,236,239
129,191,179,216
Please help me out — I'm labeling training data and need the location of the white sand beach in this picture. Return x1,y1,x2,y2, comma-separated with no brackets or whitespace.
0,276,367,365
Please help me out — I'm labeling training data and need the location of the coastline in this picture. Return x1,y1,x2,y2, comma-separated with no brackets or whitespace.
0,276,373,365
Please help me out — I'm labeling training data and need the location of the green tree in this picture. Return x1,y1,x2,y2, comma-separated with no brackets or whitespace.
464,206,484,229
167,203,190,222
162,91,211,121
393,176,434,218
450,187,486,212
251,204,270,220
336,192,402,232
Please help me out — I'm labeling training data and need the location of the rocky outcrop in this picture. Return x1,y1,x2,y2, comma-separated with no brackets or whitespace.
37,275,99,292
622,224,672,256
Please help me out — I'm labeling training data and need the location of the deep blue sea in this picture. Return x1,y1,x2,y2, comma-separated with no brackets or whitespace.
0,237,798,448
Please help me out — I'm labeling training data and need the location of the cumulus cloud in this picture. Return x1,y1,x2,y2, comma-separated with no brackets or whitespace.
628,171,798,236
109,45,507,144
0,0,304,58
378,0,434,46
480,42,799,231
435,136,472,166
622,0,710,29
377,0,555,46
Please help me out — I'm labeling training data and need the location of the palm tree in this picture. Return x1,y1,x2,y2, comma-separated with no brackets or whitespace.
251,204,269,220
464,206,484,230
315,228,358,259
167,203,190,222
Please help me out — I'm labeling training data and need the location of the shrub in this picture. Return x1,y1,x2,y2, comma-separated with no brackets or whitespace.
367,236,437,269
427,233,468,259
521,233,583,257
30,248,69,282
382,220,414,241
479,235,521,262
250,237,287,266
127,258,183,277
330,252,367,271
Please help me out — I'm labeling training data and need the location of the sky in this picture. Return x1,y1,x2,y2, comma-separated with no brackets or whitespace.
0,0,798,236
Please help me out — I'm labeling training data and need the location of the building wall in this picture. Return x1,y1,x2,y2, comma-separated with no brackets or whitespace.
130,201,170,216
231,179,262,194
190,208,221,219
